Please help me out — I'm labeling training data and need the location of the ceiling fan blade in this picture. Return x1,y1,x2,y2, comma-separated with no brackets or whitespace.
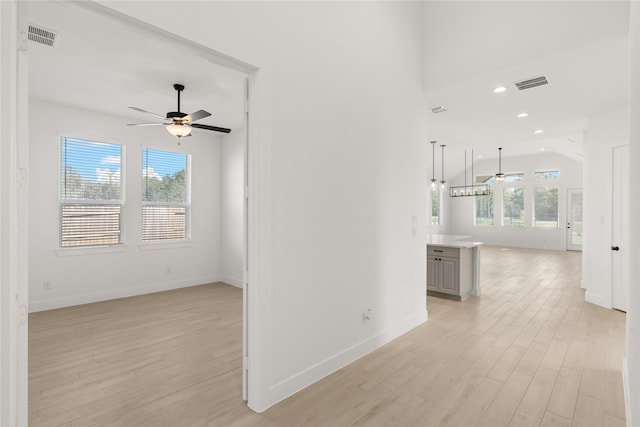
129,106,166,119
187,110,211,122
191,123,232,133
127,122,166,126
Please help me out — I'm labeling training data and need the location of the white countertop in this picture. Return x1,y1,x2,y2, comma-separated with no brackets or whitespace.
427,234,483,249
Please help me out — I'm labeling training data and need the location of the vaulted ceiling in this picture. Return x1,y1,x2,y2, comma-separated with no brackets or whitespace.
424,1,629,166
26,1,629,168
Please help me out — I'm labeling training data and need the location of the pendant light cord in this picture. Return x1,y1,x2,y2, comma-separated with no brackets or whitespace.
464,149,467,191
431,141,436,182
440,144,446,188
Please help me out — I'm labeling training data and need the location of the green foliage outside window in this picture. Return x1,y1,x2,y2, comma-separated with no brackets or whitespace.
502,187,524,227
475,193,494,226
534,187,559,228
143,168,186,203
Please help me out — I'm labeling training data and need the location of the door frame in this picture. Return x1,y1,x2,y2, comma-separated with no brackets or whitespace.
6,1,264,421
1,1,28,424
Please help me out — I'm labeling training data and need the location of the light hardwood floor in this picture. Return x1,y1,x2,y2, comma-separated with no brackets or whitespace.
29,246,626,426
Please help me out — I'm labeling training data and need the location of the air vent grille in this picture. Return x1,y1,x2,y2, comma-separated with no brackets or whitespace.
28,24,58,47
514,75,549,91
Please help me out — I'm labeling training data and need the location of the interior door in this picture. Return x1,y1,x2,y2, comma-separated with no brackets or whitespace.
612,145,629,311
566,189,583,251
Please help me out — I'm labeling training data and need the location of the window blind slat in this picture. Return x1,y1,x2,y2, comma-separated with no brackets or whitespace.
60,137,124,248
141,148,189,242
60,204,122,247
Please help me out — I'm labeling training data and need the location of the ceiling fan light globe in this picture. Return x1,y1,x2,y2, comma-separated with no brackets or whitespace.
495,173,505,182
167,123,192,137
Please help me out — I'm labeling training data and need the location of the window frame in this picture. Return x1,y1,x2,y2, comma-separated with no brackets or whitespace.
58,135,125,249
474,175,495,226
141,146,192,243
501,186,525,227
534,170,560,180
533,186,560,229
430,187,441,226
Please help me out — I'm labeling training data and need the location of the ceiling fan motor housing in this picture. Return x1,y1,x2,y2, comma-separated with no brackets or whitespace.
167,111,188,120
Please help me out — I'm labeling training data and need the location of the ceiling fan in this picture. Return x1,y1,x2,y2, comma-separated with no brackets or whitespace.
127,83,231,138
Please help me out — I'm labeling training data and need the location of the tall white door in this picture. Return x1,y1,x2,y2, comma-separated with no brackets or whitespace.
612,145,629,311
566,189,583,251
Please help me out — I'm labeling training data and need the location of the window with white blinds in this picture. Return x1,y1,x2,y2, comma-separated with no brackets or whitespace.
60,137,124,248
142,148,190,241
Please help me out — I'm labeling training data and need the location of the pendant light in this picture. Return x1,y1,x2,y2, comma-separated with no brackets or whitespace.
430,141,438,189
448,149,491,197
440,144,447,190
495,147,505,182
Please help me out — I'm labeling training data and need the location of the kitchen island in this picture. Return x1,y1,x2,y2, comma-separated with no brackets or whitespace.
426,234,483,301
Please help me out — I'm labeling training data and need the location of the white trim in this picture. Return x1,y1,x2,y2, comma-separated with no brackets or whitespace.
246,68,266,412
222,275,243,288
28,276,222,313
138,240,194,250
584,290,611,309
56,244,129,256
263,310,428,412
1,1,28,424
623,357,631,427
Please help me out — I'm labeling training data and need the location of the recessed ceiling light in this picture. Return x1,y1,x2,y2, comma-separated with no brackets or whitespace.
540,148,546,151
493,86,507,93
534,129,544,134
517,112,529,118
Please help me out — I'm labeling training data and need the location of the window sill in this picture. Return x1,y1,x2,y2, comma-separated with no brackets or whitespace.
56,245,128,257
138,240,194,251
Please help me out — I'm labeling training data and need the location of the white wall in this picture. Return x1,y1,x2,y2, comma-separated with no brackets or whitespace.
28,99,224,312
582,107,629,309
446,152,582,250
221,124,245,288
626,2,639,424
98,1,429,412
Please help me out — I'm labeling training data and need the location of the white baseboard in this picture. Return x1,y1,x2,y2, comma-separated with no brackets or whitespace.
264,309,428,410
29,275,222,313
585,291,611,309
623,357,632,427
222,275,243,288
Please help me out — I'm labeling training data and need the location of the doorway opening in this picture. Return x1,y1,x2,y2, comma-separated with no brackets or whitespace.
19,0,260,421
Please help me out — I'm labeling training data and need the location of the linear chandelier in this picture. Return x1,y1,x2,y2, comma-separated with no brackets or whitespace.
449,148,491,197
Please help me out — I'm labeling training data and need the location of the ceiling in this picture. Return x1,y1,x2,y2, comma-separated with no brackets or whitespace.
26,1,246,136
26,1,630,169
424,0,630,170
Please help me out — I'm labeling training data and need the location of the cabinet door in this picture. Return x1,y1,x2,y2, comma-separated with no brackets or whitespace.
426,256,438,291
439,257,459,295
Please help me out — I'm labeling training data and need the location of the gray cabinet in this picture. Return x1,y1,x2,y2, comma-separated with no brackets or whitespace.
427,245,473,301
